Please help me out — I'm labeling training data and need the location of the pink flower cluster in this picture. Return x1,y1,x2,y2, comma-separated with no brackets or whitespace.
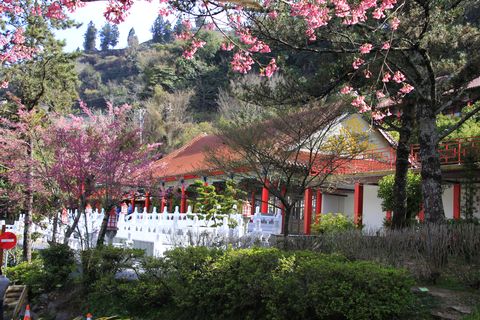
290,1,330,41
261,58,278,77
231,52,254,74
221,42,235,51
183,40,206,59
351,95,371,113
104,0,134,24
359,43,373,54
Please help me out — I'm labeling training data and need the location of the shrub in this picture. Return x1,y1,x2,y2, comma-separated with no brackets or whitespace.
40,244,75,290
84,247,414,319
378,171,422,226
311,213,356,234
6,259,45,296
133,247,413,320
81,246,144,289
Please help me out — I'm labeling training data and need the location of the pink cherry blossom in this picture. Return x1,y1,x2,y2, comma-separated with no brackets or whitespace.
372,8,385,19
340,86,353,94
158,7,171,16
183,39,206,59
376,90,386,99
399,83,414,94
382,72,391,82
351,95,371,113
359,43,373,54
364,69,372,78
333,0,350,17
381,41,391,50
262,58,278,77
0,81,8,89
268,10,278,19
352,57,365,69
372,110,386,120
390,17,400,30
393,71,406,83
231,51,254,74
221,42,235,51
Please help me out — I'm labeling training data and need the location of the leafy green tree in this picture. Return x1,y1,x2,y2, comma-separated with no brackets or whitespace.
436,103,480,140
83,21,97,51
378,171,422,227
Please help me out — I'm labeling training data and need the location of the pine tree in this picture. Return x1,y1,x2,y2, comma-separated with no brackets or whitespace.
163,21,173,43
110,24,120,48
151,15,171,43
83,21,97,51
100,23,112,51
173,19,184,37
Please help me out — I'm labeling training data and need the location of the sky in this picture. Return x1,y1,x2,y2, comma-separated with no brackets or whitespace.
55,1,163,52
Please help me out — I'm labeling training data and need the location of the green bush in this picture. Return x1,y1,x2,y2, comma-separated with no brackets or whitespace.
6,259,45,296
81,246,144,289
378,171,422,226
40,244,75,290
86,247,414,320
311,213,356,234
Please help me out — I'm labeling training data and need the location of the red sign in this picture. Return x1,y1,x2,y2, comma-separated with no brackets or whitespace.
0,232,17,250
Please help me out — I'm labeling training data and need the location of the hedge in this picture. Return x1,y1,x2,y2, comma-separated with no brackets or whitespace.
87,247,414,320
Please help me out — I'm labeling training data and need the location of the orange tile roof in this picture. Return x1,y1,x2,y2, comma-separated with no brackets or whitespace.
150,133,232,180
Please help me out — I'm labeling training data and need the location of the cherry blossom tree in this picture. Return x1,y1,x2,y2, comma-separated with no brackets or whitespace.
42,102,158,246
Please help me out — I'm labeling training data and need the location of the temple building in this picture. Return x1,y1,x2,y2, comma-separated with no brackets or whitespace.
134,113,480,234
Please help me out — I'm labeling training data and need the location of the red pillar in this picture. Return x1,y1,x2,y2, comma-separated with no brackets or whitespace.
251,191,256,215
353,182,364,226
386,210,392,222
315,190,322,215
303,188,313,235
261,179,269,214
145,192,150,212
180,184,187,213
418,204,425,223
453,183,461,220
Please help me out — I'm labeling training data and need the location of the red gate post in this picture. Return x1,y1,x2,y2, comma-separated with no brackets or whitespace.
261,179,269,214
303,188,313,235
453,183,461,220
354,182,364,226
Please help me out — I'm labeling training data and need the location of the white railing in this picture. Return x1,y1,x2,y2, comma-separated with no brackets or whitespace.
2,205,282,256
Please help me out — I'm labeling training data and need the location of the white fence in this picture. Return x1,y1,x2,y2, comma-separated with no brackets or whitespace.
4,206,282,256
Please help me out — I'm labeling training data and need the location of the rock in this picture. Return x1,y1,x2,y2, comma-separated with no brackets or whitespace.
431,310,462,320
449,305,472,314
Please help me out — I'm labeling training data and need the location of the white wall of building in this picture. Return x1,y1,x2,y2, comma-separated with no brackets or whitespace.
322,194,346,214
344,192,354,217
442,185,454,219
363,185,385,231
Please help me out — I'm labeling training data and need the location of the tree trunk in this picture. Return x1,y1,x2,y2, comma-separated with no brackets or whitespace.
282,205,291,237
22,142,33,262
391,107,414,228
63,195,85,244
97,203,114,246
51,213,59,244
417,105,445,223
